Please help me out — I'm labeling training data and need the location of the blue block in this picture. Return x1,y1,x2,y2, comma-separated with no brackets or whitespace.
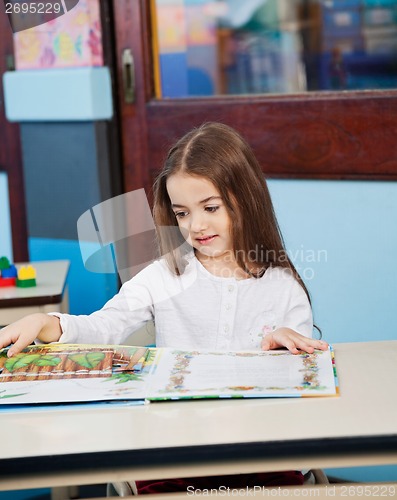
1,265,17,278
3,67,113,122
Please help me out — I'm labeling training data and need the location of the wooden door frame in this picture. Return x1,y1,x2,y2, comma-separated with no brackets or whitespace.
0,11,28,262
112,0,397,196
112,0,153,196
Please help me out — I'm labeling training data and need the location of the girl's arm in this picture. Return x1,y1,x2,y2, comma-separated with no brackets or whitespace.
261,327,328,354
0,262,159,357
0,313,62,357
260,271,327,353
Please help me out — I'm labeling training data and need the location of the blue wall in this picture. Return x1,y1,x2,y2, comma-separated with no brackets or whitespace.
0,489,50,500
0,172,13,261
268,179,397,344
29,237,118,314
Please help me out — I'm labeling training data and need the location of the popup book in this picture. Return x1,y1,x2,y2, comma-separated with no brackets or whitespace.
0,343,338,405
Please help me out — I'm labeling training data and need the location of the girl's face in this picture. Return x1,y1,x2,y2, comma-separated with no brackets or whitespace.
166,173,233,261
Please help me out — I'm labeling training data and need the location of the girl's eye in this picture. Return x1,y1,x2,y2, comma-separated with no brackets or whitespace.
205,206,219,213
174,211,188,218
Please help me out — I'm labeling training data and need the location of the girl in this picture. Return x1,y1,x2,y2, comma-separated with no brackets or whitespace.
0,122,327,491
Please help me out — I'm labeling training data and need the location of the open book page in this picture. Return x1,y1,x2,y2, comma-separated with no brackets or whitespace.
147,348,338,400
0,344,156,405
0,344,338,405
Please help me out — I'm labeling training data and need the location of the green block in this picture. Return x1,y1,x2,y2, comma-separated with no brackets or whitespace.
16,278,37,288
0,257,10,270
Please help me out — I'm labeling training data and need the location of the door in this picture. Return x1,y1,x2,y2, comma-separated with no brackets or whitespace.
112,0,397,198
0,9,28,261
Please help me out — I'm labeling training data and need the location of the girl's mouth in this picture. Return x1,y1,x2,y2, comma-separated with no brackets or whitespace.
196,235,217,245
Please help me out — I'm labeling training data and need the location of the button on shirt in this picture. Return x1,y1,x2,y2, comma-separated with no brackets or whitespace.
56,253,313,350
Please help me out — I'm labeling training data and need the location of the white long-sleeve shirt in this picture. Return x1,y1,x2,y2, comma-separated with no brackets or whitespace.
56,253,313,350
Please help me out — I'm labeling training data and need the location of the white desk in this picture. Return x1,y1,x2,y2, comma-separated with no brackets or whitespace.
0,340,396,491
0,260,70,325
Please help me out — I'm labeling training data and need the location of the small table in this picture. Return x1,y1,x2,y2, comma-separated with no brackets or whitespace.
0,260,70,326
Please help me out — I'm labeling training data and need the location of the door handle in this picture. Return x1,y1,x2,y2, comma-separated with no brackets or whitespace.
122,48,135,104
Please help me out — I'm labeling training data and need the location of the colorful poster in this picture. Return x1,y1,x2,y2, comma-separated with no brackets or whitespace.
14,0,103,69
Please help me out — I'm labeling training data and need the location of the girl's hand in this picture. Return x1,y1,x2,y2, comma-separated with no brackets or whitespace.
0,313,62,357
261,327,328,354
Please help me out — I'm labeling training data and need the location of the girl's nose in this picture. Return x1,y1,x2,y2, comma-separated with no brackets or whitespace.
189,212,208,233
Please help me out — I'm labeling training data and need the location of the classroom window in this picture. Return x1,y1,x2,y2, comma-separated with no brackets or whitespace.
152,0,397,97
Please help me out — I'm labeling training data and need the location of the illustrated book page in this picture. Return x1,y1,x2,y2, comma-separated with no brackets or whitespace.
0,344,338,405
0,343,156,405
146,348,338,400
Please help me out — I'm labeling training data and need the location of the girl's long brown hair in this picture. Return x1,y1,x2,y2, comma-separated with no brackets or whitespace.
153,122,313,307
